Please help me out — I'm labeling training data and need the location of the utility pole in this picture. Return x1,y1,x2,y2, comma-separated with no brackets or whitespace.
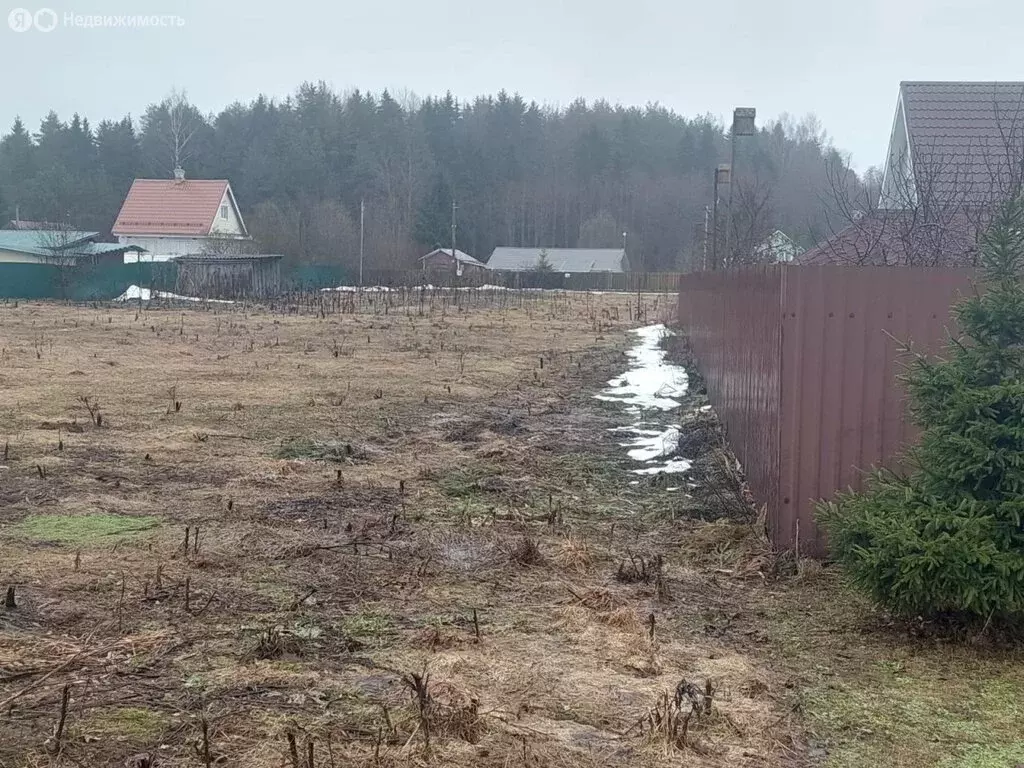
359,198,365,287
702,205,710,270
451,199,458,263
724,107,757,268
711,164,730,270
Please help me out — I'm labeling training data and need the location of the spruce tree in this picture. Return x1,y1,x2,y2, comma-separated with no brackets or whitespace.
535,249,554,272
819,199,1024,621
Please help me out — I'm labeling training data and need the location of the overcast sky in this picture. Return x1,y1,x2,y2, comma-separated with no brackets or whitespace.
2,0,1023,170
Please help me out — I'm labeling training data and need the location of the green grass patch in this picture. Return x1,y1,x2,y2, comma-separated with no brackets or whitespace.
437,465,500,498
769,580,1024,768
276,438,356,462
341,610,395,648
81,706,169,740
805,670,1024,767
8,513,159,544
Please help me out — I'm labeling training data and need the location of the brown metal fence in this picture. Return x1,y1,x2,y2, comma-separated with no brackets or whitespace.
678,265,975,556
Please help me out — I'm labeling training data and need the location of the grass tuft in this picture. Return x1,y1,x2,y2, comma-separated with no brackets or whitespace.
8,513,159,545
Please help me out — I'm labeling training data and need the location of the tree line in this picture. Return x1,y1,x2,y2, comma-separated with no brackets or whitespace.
0,83,865,273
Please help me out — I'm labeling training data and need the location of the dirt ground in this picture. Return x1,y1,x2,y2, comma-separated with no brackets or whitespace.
0,289,1021,768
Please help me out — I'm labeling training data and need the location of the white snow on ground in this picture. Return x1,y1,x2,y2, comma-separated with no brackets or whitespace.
594,324,688,411
597,324,692,477
632,457,692,475
322,284,518,293
123,253,175,263
114,285,235,304
320,285,628,294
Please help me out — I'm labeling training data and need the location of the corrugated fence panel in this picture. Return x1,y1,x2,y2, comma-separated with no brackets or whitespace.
778,266,973,555
680,265,974,555
678,267,783,528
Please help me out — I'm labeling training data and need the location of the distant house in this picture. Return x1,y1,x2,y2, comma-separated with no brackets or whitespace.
487,247,628,273
7,218,64,230
112,168,250,260
420,247,488,276
0,229,142,266
754,230,802,263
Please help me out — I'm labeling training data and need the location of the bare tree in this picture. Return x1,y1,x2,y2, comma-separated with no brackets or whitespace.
38,219,87,299
820,92,1024,267
724,175,776,267
166,89,197,172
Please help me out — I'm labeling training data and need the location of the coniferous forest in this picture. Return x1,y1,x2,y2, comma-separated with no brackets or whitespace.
0,84,865,272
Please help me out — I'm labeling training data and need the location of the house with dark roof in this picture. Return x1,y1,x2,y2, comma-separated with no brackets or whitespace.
112,168,249,259
796,210,979,267
879,81,1024,209
801,81,1023,266
420,247,488,276
487,247,628,273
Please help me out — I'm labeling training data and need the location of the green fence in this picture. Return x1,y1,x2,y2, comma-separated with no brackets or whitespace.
0,262,180,301
0,261,347,300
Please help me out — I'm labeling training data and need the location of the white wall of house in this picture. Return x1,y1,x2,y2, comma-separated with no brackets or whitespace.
115,235,214,256
0,250,40,264
879,96,914,209
209,189,246,236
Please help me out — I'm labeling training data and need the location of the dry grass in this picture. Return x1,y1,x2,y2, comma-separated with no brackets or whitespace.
1,290,1019,768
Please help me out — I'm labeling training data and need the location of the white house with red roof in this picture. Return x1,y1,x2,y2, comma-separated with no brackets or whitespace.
112,168,249,260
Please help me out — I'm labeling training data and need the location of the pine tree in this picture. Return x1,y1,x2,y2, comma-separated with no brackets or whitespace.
819,199,1024,622
535,248,554,272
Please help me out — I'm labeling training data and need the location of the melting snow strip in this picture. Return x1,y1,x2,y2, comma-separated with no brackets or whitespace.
115,285,235,304
597,324,692,477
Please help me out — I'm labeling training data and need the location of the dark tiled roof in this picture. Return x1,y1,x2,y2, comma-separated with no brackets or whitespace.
796,211,979,267
901,81,1024,202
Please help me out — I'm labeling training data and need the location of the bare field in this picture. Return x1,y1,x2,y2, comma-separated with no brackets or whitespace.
0,291,1021,768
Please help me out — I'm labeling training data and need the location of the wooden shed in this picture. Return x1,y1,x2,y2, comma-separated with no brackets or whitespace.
174,254,282,299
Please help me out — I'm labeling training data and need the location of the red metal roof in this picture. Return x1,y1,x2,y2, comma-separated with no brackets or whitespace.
112,179,230,236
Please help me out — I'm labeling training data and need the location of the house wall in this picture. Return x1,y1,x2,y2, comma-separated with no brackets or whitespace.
0,249,41,264
423,252,487,276
879,96,913,209
423,252,456,270
209,189,246,236
116,235,226,256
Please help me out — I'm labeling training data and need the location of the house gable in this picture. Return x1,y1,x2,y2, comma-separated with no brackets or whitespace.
209,185,248,237
878,89,915,209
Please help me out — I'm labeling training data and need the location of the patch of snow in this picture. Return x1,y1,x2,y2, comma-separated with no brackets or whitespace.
597,324,692,479
114,285,234,304
123,252,176,264
594,324,688,411
631,458,692,475
620,426,681,462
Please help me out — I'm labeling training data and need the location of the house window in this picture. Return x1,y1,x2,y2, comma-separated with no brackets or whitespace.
219,205,228,220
